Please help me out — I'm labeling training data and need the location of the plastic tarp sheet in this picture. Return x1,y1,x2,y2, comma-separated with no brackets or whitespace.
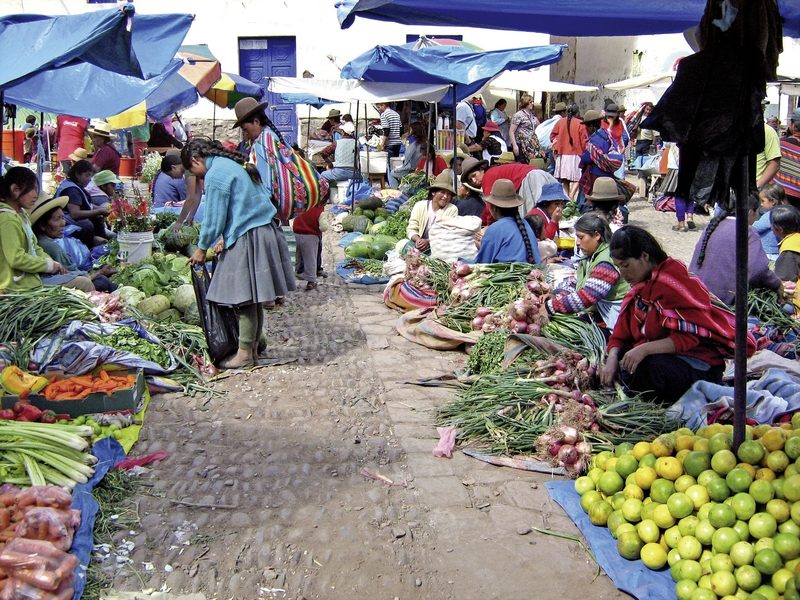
0,9,190,88
336,0,800,39
489,72,598,93
269,77,451,103
545,480,676,600
335,258,389,285
71,436,127,600
340,43,565,101
605,72,675,91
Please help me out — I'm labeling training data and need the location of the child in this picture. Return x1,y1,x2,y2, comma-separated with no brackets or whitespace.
771,204,800,308
525,213,557,261
754,182,786,258
292,180,330,291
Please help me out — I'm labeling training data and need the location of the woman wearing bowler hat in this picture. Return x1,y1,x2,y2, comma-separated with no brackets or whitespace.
480,120,507,164
406,170,459,252
474,179,540,264
527,182,569,241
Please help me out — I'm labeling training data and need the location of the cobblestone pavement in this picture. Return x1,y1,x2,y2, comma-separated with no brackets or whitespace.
103,205,706,599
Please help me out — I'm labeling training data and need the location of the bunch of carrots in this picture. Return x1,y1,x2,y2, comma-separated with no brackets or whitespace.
42,371,135,401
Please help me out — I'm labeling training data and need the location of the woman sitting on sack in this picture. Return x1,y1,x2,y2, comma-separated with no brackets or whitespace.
474,179,540,264
599,226,751,404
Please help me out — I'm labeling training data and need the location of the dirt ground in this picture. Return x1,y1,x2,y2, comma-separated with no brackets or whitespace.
100,197,704,600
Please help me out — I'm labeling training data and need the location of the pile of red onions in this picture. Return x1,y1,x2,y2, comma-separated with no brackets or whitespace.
537,425,593,474
470,270,551,334
405,249,434,291
530,352,594,391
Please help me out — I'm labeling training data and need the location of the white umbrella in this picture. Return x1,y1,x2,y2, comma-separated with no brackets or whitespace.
489,70,598,93
604,72,675,90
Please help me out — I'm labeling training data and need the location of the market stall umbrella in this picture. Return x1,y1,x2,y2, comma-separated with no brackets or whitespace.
268,77,451,104
106,44,222,129
0,8,192,158
336,0,800,37
410,35,482,51
205,72,264,109
489,71,598,93
340,42,565,101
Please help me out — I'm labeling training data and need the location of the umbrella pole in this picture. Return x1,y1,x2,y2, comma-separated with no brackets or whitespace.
212,102,216,141
451,83,458,192
306,104,311,157
0,91,4,167
732,160,750,451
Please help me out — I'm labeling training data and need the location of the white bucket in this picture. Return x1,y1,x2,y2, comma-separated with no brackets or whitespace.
330,180,351,204
118,230,154,264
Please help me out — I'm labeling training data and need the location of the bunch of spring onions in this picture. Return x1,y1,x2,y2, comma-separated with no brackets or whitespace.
748,288,800,338
0,421,97,490
543,314,607,366
0,288,97,364
404,250,451,296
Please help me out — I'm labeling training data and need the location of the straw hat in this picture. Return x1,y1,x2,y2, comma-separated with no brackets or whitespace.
428,169,456,195
68,148,89,162
582,110,603,124
232,97,270,129
88,121,117,140
536,182,569,206
586,177,623,203
553,102,567,112
486,178,523,209
93,170,121,187
461,157,489,182
482,120,500,133
327,109,341,118
29,194,69,226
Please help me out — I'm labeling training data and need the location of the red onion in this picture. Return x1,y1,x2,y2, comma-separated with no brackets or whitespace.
549,441,563,457
546,393,560,404
510,319,528,333
476,307,493,317
580,393,596,407
570,390,582,401
558,444,579,465
526,323,541,336
575,441,592,455
559,426,579,445
455,262,472,277
471,317,485,330
590,422,600,432
482,323,497,333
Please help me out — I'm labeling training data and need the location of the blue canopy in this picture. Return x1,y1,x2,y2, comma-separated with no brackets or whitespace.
0,11,193,117
340,43,565,100
336,0,800,38
0,8,193,89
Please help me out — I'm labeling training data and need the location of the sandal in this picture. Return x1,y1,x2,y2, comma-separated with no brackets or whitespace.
687,221,697,230
672,224,688,232
219,354,254,370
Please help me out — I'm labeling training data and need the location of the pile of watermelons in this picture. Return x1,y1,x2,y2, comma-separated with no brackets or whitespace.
341,196,389,234
344,234,399,261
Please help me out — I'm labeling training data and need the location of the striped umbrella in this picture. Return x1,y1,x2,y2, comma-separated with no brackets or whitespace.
107,44,221,129
205,72,264,109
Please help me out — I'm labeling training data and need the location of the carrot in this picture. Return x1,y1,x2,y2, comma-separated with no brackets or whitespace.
98,369,110,381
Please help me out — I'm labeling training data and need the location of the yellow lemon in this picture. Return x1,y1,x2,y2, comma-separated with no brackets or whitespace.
656,456,683,481
633,441,652,461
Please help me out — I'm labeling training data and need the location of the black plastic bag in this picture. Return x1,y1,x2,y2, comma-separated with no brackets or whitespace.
191,264,238,365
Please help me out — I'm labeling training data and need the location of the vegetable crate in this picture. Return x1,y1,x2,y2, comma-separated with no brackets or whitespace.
1,369,144,418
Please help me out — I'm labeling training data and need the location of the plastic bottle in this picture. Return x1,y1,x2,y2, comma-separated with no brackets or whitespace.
437,115,444,130
443,114,450,130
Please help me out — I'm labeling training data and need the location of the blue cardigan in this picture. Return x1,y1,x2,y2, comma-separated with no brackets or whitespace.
198,156,274,250
475,216,540,264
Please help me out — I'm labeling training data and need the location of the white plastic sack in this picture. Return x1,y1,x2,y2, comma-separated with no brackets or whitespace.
429,215,482,263
382,250,406,277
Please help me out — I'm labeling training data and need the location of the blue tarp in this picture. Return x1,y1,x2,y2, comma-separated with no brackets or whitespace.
0,9,192,88
546,480,676,600
0,10,192,116
71,437,126,600
336,0,800,39
341,43,564,101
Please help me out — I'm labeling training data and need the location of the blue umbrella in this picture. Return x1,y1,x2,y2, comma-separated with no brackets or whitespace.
340,42,565,101
337,0,800,38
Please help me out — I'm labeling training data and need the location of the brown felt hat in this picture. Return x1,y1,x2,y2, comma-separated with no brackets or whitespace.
232,97,270,129
428,169,456,195
485,178,523,209
460,157,489,182
583,110,603,125
553,102,567,112
586,177,623,202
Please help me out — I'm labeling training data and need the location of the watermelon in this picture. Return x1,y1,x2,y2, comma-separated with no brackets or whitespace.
362,209,376,220
345,242,372,258
374,216,385,224
376,207,389,216
369,241,395,260
373,234,398,246
350,216,371,233
353,234,374,245
341,215,357,232
353,207,364,216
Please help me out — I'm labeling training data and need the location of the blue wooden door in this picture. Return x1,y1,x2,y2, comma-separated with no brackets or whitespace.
239,37,297,146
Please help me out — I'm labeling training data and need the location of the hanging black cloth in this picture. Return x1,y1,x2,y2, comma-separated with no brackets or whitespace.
642,0,782,210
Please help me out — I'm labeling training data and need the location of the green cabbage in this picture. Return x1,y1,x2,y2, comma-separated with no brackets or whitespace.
172,284,196,313
112,286,146,308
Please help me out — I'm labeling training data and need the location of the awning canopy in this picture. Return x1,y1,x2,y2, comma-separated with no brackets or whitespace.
268,77,452,103
604,72,675,91
340,43,565,100
489,71,598,93
0,10,193,117
336,0,800,38
0,9,192,89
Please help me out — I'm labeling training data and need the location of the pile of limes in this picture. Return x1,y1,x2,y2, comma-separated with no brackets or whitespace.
574,418,800,600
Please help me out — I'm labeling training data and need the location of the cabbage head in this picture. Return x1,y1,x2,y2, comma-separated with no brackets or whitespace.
173,284,196,313
112,286,146,308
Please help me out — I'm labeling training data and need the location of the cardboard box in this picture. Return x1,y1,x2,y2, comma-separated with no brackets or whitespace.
2,369,145,418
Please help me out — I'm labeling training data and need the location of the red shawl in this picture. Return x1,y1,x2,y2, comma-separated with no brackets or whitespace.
609,258,755,361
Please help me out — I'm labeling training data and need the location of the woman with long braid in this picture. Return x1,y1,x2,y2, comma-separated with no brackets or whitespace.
184,138,295,369
474,179,540,264
688,192,782,306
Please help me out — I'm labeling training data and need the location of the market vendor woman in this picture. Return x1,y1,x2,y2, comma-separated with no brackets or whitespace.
599,226,751,403
546,213,629,328
474,179,540,264
406,169,459,251
0,167,67,292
